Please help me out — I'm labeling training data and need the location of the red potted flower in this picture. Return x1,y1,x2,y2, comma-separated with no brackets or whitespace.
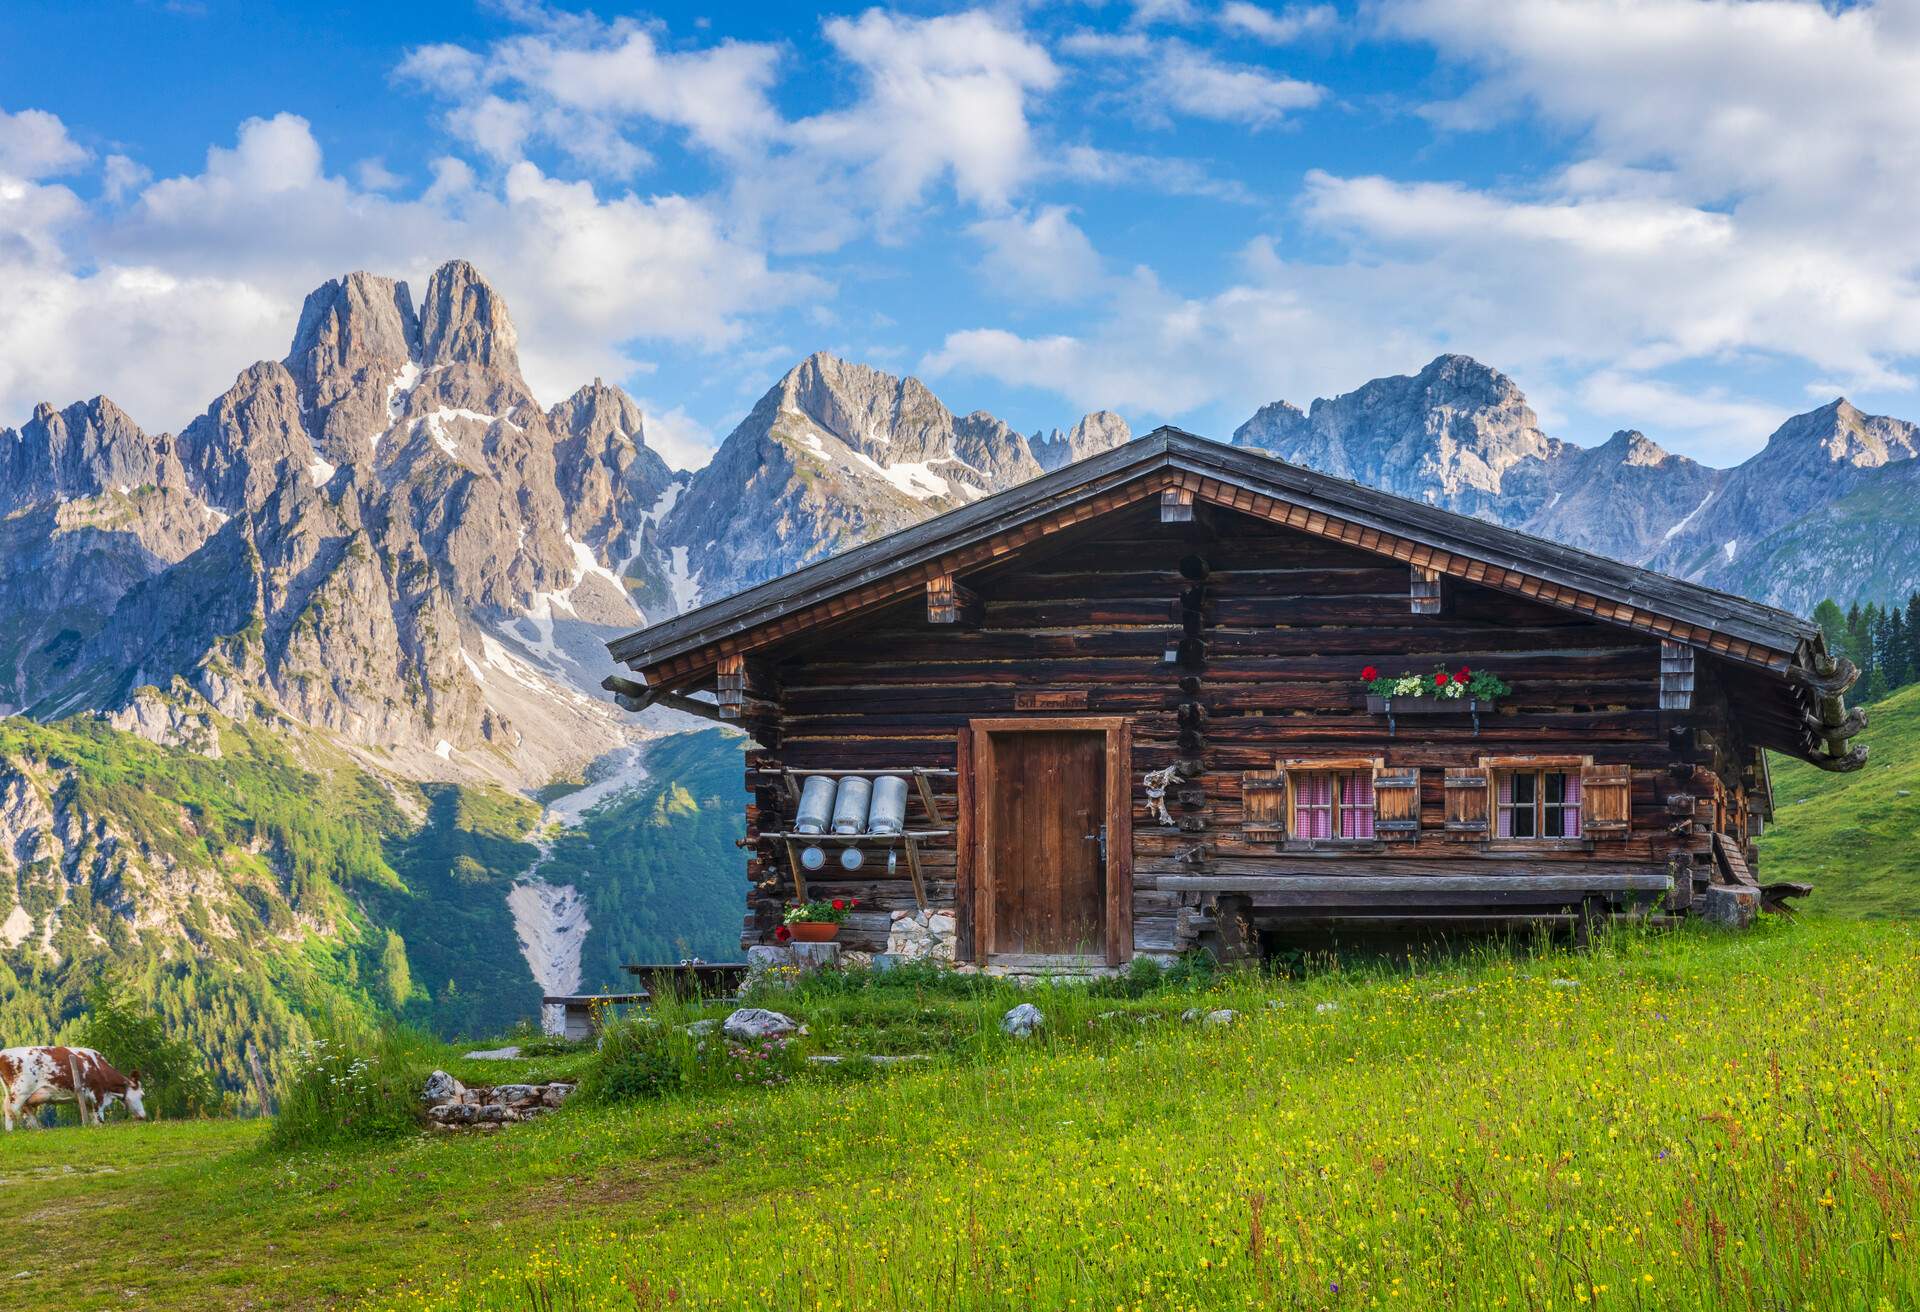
782,898,859,943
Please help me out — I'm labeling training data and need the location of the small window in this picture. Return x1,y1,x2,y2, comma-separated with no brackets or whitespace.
1496,769,1582,839
1293,769,1375,840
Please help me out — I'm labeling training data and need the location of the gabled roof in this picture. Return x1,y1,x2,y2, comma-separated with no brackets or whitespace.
606,428,1864,770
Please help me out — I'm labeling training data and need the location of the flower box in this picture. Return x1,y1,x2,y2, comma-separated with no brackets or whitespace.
1366,695,1497,737
786,921,840,943
1365,695,1498,715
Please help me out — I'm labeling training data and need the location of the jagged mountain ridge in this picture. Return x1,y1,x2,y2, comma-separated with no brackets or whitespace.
658,353,1131,600
0,265,1142,779
1,263,687,785
1232,355,1919,613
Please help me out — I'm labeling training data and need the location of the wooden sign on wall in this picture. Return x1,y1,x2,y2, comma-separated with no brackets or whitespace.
1014,689,1091,711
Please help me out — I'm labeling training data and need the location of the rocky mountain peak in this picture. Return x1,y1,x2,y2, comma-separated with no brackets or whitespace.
1595,429,1677,468
1761,397,1919,470
552,378,646,446
285,271,420,396
1033,410,1133,471
418,259,521,377
1234,353,1561,518
0,395,184,509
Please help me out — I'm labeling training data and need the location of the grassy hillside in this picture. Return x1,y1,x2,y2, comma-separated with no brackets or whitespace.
2,919,1916,1309
0,713,747,1092
541,727,750,984
1761,681,1920,915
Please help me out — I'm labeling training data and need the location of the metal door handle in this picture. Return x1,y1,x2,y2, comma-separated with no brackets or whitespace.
1083,824,1107,863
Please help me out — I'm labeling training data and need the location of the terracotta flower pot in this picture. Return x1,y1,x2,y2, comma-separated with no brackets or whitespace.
787,921,840,943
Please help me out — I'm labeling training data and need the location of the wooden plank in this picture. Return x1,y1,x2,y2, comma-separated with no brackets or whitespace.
1155,873,1672,893
1581,763,1633,834
955,729,975,961
1443,768,1489,833
1410,565,1448,616
1108,716,1134,965
1160,487,1196,523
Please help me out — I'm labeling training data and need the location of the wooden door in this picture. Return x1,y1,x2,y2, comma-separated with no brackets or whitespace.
984,728,1107,956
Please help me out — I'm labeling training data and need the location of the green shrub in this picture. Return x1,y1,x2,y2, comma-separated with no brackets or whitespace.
74,981,220,1119
579,1003,803,1105
267,1023,438,1151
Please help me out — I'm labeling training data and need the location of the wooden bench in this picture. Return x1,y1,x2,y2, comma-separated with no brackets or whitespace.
542,992,650,1042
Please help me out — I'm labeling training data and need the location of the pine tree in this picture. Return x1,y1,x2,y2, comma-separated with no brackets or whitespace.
1812,599,1848,654
1887,608,1911,689
1845,602,1869,667
1906,593,1920,684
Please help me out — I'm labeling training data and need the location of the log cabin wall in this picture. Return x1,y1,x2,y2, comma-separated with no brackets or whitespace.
739,500,1739,957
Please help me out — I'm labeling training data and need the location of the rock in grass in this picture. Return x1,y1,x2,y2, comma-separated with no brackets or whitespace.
1180,1008,1206,1023
682,1019,718,1037
462,1046,522,1060
1204,1009,1240,1027
1549,978,1581,990
723,1008,798,1042
421,1070,464,1104
1001,1003,1045,1037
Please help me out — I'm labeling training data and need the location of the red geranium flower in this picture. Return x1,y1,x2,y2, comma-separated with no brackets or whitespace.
773,924,792,943
831,898,846,911
1456,666,1472,683
1361,665,1379,682
1434,672,1450,687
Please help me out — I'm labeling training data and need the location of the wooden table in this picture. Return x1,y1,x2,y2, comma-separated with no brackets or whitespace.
620,963,751,1000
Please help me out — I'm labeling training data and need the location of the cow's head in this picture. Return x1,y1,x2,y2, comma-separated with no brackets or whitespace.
122,1071,147,1120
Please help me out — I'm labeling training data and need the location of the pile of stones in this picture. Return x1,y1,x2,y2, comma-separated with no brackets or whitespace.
420,1069,574,1129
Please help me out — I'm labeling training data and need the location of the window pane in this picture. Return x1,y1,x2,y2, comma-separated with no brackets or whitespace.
1512,772,1536,838
1340,771,1375,839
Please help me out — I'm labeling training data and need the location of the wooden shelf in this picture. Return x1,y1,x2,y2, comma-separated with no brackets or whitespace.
757,765,956,910
758,766,954,827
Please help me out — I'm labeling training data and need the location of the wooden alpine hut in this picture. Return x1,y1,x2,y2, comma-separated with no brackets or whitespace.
603,429,1864,967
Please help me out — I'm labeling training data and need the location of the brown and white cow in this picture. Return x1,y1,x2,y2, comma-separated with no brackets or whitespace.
0,1047,147,1129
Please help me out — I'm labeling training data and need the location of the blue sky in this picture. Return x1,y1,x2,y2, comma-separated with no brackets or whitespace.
4,0,1919,469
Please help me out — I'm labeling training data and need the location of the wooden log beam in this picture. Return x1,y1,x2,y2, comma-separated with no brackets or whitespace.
926,574,982,627
601,674,726,721
1155,873,1673,894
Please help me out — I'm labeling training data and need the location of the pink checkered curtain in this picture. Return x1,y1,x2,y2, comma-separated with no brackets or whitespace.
1563,771,1582,838
1496,771,1515,838
1340,771,1375,839
1293,773,1332,840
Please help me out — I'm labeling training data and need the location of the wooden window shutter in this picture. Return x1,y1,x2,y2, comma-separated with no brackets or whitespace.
1372,766,1420,841
1443,767,1489,834
1581,763,1632,835
1242,769,1287,837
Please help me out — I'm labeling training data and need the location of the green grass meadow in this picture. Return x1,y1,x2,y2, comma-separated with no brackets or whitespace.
5,696,1920,1309
3,918,1918,1311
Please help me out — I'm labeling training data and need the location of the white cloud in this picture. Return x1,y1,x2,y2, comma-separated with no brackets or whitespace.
399,20,782,170
0,111,818,431
967,205,1103,302
1157,43,1323,125
355,157,405,192
0,107,90,179
102,154,151,202
638,401,718,471
1576,370,1789,463
1219,4,1339,45
795,9,1059,215
1058,33,1323,128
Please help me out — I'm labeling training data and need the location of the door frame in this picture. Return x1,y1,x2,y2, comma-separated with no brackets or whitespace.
961,716,1133,967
